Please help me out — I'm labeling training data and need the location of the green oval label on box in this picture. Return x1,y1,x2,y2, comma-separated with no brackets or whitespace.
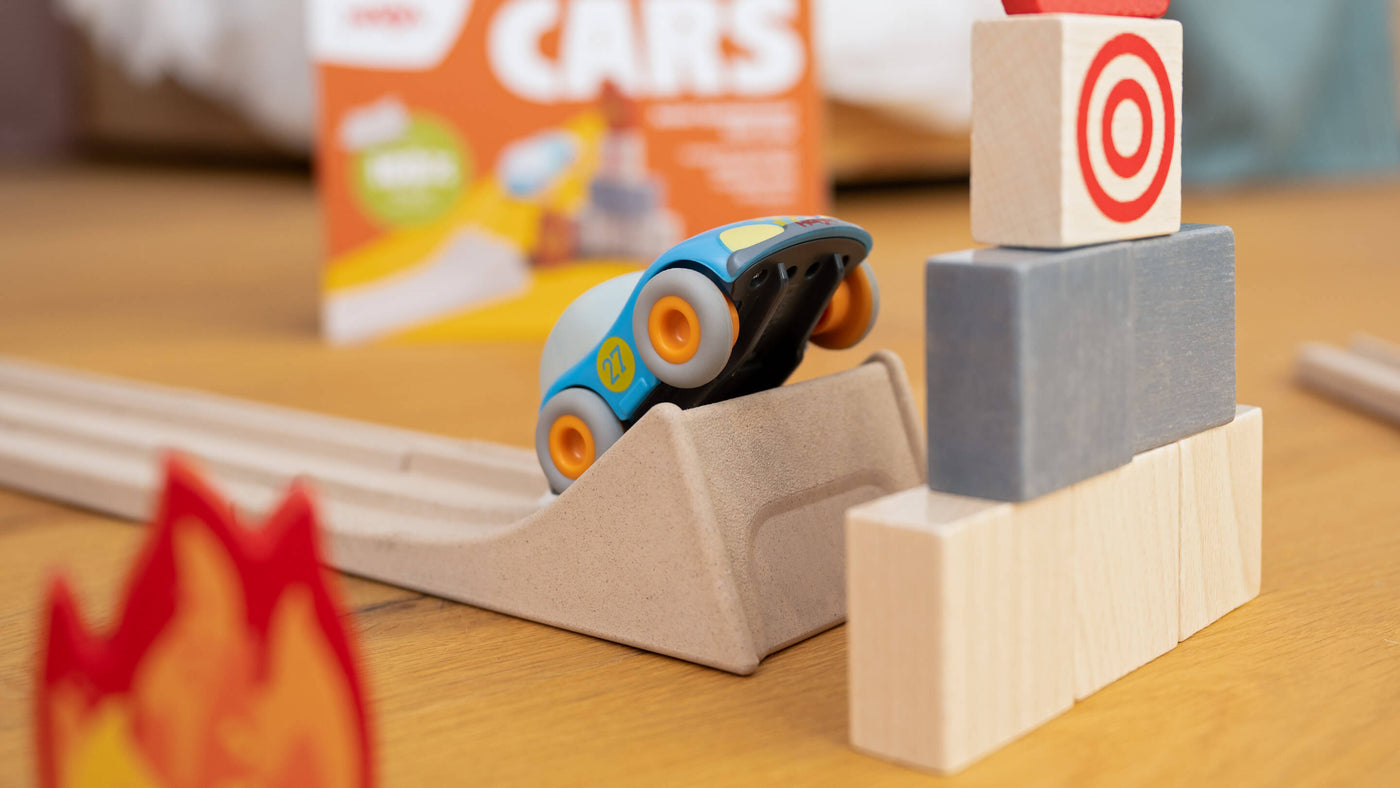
354,115,470,227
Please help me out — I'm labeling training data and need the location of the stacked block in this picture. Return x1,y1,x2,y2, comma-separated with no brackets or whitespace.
1130,224,1236,450
971,13,1182,248
847,486,1075,772
849,1,1262,776
926,224,1236,501
849,407,1262,773
925,244,1133,502
577,87,682,262
1178,404,1264,637
1001,1,1171,14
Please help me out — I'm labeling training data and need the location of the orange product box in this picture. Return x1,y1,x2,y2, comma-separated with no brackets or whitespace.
312,0,825,344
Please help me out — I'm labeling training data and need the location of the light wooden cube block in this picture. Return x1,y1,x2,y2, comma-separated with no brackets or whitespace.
971,15,1182,248
1179,405,1263,638
847,488,1076,774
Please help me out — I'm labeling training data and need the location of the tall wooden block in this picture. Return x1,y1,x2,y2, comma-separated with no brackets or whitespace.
1179,405,1263,638
1072,441,1179,699
926,244,1133,502
847,487,1076,774
972,15,1183,248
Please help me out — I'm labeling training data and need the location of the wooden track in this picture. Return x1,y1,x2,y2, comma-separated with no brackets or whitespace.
0,351,925,674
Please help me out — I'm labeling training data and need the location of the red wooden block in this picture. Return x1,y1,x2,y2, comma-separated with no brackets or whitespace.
1001,0,1170,17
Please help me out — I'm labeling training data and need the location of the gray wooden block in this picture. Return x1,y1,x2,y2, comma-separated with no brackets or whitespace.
1129,224,1237,452
925,225,1236,502
589,177,664,216
926,245,1133,502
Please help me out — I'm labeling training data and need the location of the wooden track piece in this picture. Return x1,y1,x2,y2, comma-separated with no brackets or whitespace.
0,352,925,674
848,406,1262,774
1296,342,1400,427
1347,334,1400,372
0,354,544,494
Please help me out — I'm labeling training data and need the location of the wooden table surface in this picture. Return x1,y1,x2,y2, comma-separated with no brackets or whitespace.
2,164,1399,786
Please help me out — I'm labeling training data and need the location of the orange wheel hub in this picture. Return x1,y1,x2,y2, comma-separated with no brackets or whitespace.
811,265,875,350
548,414,595,480
648,295,702,364
813,280,852,336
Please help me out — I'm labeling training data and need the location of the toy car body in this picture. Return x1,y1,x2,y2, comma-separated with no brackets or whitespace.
536,215,879,493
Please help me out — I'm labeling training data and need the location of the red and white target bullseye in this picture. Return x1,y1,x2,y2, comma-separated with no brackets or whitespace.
1076,33,1175,224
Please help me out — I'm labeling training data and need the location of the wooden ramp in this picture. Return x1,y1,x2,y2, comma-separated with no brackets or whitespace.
0,352,925,674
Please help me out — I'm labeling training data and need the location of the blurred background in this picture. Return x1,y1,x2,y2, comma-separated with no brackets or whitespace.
5,6,1400,787
4,0,1398,185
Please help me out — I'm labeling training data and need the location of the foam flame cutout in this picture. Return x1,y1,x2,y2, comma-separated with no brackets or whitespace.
37,458,373,788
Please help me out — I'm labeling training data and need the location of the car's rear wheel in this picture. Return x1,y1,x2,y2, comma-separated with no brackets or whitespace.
811,261,880,350
536,387,625,494
632,267,738,388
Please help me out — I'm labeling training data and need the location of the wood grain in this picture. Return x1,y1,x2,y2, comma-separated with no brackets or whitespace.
2,164,1400,785
1072,439,1179,699
1179,405,1264,639
847,487,1076,774
847,410,1251,773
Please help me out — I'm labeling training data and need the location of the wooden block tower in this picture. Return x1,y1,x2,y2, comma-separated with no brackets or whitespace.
577,83,683,261
847,2,1262,774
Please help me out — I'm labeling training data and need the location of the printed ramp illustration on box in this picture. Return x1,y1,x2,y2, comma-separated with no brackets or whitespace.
971,14,1183,248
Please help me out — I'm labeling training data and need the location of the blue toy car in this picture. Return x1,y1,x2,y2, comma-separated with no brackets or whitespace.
536,215,879,493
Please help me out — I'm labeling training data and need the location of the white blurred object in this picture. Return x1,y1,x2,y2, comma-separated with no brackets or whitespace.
816,0,1003,135
322,229,530,345
55,0,998,150
498,130,580,198
338,95,410,152
55,0,314,150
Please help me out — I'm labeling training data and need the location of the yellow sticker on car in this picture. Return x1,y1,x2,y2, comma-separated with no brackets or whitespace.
596,337,636,392
719,223,784,252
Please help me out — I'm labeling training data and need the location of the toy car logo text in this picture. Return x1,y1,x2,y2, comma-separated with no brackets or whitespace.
489,0,806,102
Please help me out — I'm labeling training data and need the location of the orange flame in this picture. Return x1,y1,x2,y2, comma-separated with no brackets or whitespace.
37,458,373,788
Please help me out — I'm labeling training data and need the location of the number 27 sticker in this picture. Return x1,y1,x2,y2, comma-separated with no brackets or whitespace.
597,338,636,393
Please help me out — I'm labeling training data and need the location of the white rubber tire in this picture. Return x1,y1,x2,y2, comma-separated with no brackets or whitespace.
536,387,625,494
631,267,735,389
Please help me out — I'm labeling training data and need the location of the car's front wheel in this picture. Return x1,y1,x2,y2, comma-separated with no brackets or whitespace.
536,387,625,494
632,267,738,389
